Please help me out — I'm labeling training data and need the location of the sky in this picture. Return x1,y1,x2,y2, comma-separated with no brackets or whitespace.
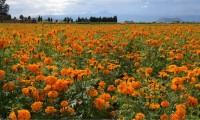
7,0,200,22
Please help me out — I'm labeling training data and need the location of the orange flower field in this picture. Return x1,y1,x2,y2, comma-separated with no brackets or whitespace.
0,23,200,119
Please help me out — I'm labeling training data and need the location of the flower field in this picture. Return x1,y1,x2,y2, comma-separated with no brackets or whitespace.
0,23,200,120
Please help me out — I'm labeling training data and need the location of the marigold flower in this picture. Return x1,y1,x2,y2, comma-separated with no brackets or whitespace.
9,112,17,120
176,53,183,60
53,79,68,92
145,67,153,73
27,64,39,74
99,81,106,88
20,55,29,63
60,68,70,76
0,70,5,80
175,108,186,118
186,96,198,107
93,98,109,110
36,75,45,81
44,57,53,65
160,114,168,120
67,107,75,115
87,89,98,97
170,113,180,120
195,84,200,89
161,100,170,108
135,113,145,120
45,106,57,115
134,62,140,67
48,91,58,98
18,109,31,120
176,104,186,110
2,82,15,92
31,101,43,111
149,103,160,109
107,85,116,92
110,111,116,117
99,93,111,101
45,76,57,85
61,100,68,107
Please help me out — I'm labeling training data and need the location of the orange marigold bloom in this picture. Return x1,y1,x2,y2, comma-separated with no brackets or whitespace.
45,106,56,115
145,67,153,73
87,89,98,97
48,91,58,98
195,84,200,89
2,82,15,92
18,109,31,120
36,75,45,81
61,100,68,107
20,55,29,63
99,93,111,101
99,81,106,88
149,103,160,109
44,57,53,65
186,96,198,107
0,70,5,80
176,104,186,110
176,53,183,60
110,111,116,117
27,64,39,74
172,77,183,85
160,114,168,120
197,50,200,55
161,100,170,108
134,62,140,67
53,79,68,92
176,108,186,117
135,113,145,120
66,107,75,115
93,98,109,110
31,101,43,111
45,76,57,85
158,71,169,78
73,44,83,53
9,112,17,120
170,113,180,120
107,85,116,92
60,68,70,76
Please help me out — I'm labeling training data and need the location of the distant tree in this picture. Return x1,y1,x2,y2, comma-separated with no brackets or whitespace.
13,16,16,20
50,18,53,22
48,17,51,22
113,16,117,22
0,0,9,15
70,17,73,23
28,16,31,20
0,0,11,22
19,14,24,21
38,15,43,22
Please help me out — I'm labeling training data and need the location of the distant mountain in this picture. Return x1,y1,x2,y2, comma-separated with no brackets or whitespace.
155,17,183,23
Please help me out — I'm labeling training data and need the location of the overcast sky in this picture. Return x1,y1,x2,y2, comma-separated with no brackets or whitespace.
7,0,200,21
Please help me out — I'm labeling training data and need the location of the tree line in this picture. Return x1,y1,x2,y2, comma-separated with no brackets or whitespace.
0,0,118,23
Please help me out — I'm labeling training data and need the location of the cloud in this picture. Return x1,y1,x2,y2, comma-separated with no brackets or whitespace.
7,0,80,17
6,0,200,19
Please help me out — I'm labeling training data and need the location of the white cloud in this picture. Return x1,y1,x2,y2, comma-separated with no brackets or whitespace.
7,0,79,17
6,0,200,19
